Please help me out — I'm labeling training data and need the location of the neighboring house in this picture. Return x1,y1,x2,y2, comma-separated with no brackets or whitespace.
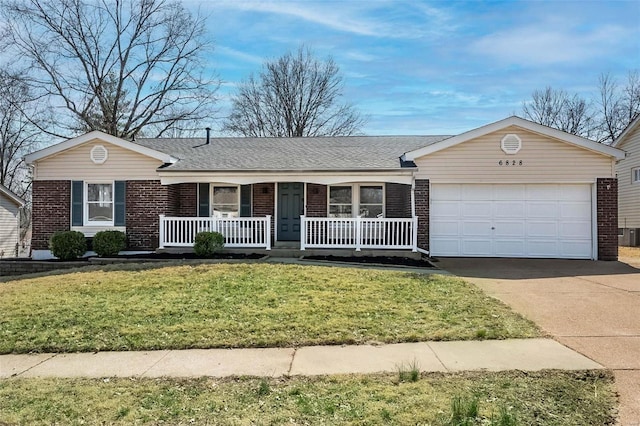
614,114,640,246
0,184,25,258
25,116,624,260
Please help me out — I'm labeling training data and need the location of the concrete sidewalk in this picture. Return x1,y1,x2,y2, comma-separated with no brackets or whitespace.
0,338,601,379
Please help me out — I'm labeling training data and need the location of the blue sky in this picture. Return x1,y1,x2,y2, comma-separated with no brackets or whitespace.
189,0,639,136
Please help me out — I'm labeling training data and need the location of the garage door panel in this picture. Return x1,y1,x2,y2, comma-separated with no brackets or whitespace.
528,202,559,218
560,241,592,258
430,221,459,237
462,221,492,236
494,202,525,218
463,239,493,255
527,221,558,238
430,183,593,259
462,202,491,218
494,221,525,237
494,240,526,256
560,202,591,219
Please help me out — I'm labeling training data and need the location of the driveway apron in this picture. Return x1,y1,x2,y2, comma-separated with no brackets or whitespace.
437,257,640,426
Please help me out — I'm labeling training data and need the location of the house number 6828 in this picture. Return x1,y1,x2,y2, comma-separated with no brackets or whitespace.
498,160,523,166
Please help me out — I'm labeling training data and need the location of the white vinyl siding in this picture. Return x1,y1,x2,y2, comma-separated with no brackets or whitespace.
431,183,593,259
34,141,162,181
0,195,20,258
616,124,640,228
414,126,614,183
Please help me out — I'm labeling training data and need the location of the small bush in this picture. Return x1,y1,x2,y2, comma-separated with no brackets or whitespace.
49,231,87,260
93,230,127,257
397,360,420,383
193,231,224,257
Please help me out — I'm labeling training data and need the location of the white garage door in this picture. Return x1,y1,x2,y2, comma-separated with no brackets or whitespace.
430,184,593,259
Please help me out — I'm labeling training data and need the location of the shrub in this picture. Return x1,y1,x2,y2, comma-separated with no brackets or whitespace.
193,231,224,257
49,231,87,260
93,230,127,257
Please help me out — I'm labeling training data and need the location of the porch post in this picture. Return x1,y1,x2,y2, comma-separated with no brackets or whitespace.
300,215,306,251
355,216,362,251
158,214,165,249
412,216,418,252
265,215,272,250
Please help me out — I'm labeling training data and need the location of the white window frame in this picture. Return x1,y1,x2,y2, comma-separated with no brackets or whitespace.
632,167,640,184
327,183,385,218
210,185,240,218
85,181,114,226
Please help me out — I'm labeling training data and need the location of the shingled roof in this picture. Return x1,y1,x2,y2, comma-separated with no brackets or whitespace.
131,135,451,172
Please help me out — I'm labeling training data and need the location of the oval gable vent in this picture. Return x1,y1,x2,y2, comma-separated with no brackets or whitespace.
501,134,522,155
90,145,109,164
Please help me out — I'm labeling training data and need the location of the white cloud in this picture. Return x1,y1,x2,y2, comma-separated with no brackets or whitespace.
216,45,264,65
469,22,628,66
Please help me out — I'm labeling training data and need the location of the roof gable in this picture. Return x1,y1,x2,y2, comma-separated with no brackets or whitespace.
403,116,625,161
0,184,25,207
613,114,640,148
24,130,178,165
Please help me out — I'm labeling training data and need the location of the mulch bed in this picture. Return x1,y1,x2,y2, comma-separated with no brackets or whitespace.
302,255,436,268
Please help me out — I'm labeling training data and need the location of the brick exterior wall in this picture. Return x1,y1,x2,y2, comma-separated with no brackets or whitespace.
597,178,618,261
385,183,411,218
306,184,327,217
170,183,197,217
414,179,429,251
126,180,171,250
31,180,71,250
252,183,275,241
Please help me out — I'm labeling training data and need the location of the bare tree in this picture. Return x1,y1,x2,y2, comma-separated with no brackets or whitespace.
522,87,595,138
223,46,365,137
1,0,218,139
0,69,40,197
597,71,640,144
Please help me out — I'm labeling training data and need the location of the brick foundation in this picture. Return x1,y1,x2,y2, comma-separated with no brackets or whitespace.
386,183,411,218
597,178,618,261
31,180,71,250
414,179,429,251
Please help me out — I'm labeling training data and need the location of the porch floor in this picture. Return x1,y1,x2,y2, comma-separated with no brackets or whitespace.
157,246,423,260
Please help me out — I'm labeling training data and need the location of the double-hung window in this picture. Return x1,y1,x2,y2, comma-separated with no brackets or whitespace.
86,183,113,225
328,184,384,218
212,186,239,218
633,167,640,184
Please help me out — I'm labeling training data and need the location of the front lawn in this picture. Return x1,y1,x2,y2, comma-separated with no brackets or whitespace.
0,263,540,353
0,371,615,425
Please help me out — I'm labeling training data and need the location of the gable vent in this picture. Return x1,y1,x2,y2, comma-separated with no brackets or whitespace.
501,134,522,155
90,145,109,164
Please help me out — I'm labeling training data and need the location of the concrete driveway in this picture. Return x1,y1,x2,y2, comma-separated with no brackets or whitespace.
437,256,640,426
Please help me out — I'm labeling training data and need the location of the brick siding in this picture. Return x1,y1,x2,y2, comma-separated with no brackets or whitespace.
385,183,411,218
31,180,71,250
597,178,618,261
414,179,429,251
306,184,327,217
126,180,170,250
252,183,275,241
169,183,197,217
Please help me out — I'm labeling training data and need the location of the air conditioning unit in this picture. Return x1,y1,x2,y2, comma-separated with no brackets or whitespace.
619,228,640,247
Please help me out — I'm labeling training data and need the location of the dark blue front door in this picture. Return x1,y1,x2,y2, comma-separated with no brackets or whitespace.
278,182,304,241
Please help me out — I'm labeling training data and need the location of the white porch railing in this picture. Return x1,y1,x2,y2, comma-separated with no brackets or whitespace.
159,215,271,250
300,215,418,251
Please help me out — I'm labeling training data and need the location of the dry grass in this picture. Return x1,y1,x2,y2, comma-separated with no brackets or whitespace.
0,263,540,353
619,246,640,259
0,371,616,425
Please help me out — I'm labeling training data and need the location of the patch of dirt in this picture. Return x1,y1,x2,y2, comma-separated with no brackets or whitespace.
112,252,265,260
303,255,436,268
619,246,640,259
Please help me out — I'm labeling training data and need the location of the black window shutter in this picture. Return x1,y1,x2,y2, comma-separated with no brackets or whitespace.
240,185,252,217
114,181,126,226
71,181,83,226
198,183,210,217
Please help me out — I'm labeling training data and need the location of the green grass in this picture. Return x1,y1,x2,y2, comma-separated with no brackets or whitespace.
0,371,616,425
0,263,540,353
